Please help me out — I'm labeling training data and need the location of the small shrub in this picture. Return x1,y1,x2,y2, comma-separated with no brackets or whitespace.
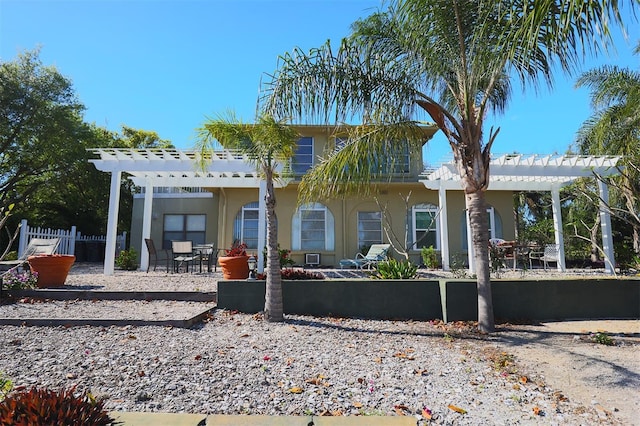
591,332,615,346
0,386,119,425
1,269,38,290
0,373,12,401
420,246,439,269
115,248,138,271
262,244,295,268
450,253,470,278
372,259,418,279
257,269,324,280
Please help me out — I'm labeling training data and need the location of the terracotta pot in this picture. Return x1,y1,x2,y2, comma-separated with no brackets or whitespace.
218,255,249,280
28,254,76,288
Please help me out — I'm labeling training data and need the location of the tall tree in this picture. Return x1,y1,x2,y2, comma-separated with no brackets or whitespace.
196,113,299,322
0,49,85,255
575,41,640,253
262,0,629,332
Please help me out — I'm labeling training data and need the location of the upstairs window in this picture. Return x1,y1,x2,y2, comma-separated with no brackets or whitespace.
292,137,313,176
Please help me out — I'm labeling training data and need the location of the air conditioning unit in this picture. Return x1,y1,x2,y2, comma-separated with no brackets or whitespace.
305,253,321,266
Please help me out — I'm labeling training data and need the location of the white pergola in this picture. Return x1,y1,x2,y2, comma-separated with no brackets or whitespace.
420,154,622,273
90,149,621,275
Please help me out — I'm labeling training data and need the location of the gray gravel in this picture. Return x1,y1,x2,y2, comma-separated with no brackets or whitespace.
0,263,629,425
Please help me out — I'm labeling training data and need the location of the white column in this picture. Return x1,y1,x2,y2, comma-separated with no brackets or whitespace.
140,180,154,272
598,180,615,274
550,187,566,271
438,187,450,270
103,171,122,275
257,180,267,273
466,208,475,274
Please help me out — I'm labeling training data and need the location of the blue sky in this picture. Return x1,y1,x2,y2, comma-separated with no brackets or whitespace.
2,0,638,165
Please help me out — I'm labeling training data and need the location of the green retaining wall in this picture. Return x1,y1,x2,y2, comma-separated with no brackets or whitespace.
217,278,640,322
217,280,443,320
443,279,640,321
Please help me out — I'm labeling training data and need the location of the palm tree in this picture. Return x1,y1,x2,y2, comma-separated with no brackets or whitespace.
262,0,629,332
196,113,300,322
575,41,640,253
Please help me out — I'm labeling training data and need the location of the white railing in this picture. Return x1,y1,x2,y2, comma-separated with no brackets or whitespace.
17,219,126,260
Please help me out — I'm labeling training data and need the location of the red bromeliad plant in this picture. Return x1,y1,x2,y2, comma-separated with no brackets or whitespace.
224,242,247,257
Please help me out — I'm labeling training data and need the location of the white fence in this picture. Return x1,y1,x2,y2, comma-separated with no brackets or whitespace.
17,219,127,261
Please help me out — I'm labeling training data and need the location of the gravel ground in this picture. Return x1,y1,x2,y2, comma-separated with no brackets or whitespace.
0,263,637,425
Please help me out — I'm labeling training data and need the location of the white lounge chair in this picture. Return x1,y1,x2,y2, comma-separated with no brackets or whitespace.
340,244,391,270
0,237,61,272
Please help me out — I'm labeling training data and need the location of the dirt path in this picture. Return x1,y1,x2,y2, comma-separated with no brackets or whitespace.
495,320,640,425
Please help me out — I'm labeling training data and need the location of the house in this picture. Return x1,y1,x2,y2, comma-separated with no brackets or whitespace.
89,125,621,275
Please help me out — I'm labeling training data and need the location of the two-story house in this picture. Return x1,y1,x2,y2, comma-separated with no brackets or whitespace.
90,125,620,275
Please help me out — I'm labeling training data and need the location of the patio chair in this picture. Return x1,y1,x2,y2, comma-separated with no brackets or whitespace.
339,244,391,270
171,240,199,273
144,238,170,273
0,237,60,272
529,244,560,270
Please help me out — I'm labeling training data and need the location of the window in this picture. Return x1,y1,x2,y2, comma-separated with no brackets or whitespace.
411,204,440,250
292,203,335,251
163,214,206,249
292,137,313,175
233,202,259,250
358,211,383,251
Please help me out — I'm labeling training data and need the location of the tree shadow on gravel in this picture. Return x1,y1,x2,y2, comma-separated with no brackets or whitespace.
284,316,490,342
493,324,640,390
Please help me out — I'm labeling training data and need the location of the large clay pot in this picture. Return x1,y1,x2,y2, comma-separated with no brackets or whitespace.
28,254,76,288
218,255,249,280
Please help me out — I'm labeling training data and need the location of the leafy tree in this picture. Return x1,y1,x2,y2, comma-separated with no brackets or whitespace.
196,113,299,322
0,49,85,256
262,0,629,332
575,41,640,254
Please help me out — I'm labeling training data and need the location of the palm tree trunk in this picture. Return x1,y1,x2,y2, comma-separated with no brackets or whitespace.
466,190,495,333
263,171,284,322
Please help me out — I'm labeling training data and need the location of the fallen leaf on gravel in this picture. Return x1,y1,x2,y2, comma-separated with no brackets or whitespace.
353,402,363,408
288,386,303,394
374,357,382,363
519,376,528,383
448,404,467,414
533,406,542,416
194,354,202,360
422,406,433,419
394,404,410,415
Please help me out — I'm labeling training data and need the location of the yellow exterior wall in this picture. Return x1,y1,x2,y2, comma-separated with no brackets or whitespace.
129,125,517,268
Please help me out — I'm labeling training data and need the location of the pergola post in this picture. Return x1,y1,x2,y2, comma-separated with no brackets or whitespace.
438,187,450,270
598,180,616,274
550,187,566,272
139,179,154,272
103,171,122,276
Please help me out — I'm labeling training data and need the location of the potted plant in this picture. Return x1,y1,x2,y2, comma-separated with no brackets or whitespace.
218,242,250,280
28,254,76,288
